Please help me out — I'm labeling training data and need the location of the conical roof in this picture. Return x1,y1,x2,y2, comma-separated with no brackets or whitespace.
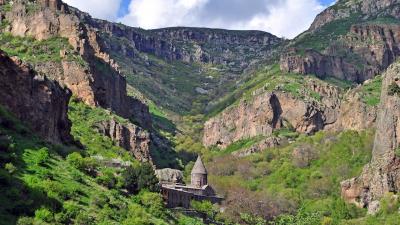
191,155,207,174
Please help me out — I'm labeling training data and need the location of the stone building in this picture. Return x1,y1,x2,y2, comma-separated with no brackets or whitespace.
161,156,223,208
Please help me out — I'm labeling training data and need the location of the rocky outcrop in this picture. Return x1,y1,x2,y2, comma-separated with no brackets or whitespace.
309,0,400,32
329,88,378,131
4,0,152,129
341,62,400,210
95,119,152,163
281,23,400,83
92,24,282,72
155,168,184,184
203,85,340,148
0,50,72,143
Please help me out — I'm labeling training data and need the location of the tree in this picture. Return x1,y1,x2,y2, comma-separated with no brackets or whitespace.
122,163,159,194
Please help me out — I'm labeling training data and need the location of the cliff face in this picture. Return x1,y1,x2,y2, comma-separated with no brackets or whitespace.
203,83,341,148
281,23,400,83
3,0,151,128
281,0,400,83
203,75,380,149
341,61,400,210
310,0,400,32
330,88,378,131
95,119,152,163
0,50,72,144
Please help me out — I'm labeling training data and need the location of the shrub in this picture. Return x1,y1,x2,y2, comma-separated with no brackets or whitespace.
33,147,50,165
96,168,117,189
122,163,159,194
240,213,267,225
4,162,16,174
191,200,217,218
67,152,98,176
16,217,35,225
137,191,166,219
388,82,400,96
380,193,400,215
34,208,53,223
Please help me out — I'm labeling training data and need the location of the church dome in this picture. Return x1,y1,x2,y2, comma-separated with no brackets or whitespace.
191,156,207,175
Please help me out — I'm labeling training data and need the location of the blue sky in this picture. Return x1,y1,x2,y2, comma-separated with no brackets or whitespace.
64,0,337,38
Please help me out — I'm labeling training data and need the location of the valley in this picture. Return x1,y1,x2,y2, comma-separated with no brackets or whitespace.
1,0,400,224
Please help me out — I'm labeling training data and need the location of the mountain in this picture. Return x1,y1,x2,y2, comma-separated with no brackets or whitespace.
2,0,400,224
280,0,400,83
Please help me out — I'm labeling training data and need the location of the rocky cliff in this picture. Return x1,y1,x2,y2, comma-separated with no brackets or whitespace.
341,61,400,210
310,0,400,32
95,118,152,163
280,0,400,83
203,81,341,148
0,50,72,144
2,0,152,128
203,73,380,149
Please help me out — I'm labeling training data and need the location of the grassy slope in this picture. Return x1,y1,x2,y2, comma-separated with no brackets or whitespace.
0,102,203,224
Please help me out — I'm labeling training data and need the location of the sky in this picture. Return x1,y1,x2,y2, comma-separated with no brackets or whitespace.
63,0,336,39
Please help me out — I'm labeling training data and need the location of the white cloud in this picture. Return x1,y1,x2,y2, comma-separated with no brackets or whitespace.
241,0,325,38
119,0,208,29
63,0,122,21
62,0,327,38
118,0,325,38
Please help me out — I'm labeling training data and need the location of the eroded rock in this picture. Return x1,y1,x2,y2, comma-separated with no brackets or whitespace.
95,118,152,163
0,50,72,143
341,62,400,209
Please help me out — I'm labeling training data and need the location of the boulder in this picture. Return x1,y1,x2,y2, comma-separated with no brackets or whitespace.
155,168,184,184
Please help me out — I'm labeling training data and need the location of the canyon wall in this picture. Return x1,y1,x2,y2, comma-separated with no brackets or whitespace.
0,50,72,144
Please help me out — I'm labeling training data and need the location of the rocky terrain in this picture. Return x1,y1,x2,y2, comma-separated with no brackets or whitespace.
280,0,400,83
0,50,72,144
3,0,400,223
341,61,400,212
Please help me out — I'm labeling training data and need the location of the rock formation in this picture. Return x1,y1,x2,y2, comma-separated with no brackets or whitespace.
341,62,400,209
155,168,184,184
309,0,400,32
281,0,400,83
4,0,152,129
0,50,72,144
203,84,340,148
95,119,152,163
281,23,400,83
329,88,378,131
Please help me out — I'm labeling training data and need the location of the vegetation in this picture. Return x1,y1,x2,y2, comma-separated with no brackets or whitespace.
185,130,375,224
206,64,347,118
359,76,383,106
388,82,400,96
0,105,181,224
291,14,362,52
0,32,86,66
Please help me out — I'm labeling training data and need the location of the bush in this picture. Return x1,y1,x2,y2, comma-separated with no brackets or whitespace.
4,162,16,174
34,208,53,223
136,191,166,219
96,168,117,189
122,163,159,194
33,148,50,165
388,82,400,96
67,152,98,176
380,193,400,215
191,200,218,219
16,217,34,225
